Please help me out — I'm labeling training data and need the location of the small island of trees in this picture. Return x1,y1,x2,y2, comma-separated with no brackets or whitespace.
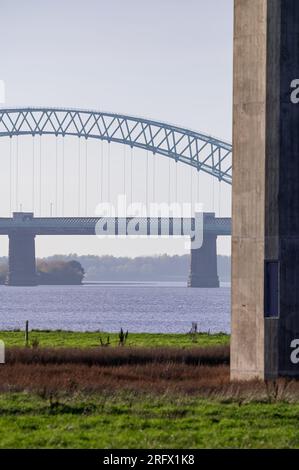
37,260,85,285
0,260,85,285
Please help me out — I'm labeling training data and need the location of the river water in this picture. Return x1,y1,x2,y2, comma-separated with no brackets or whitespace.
0,282,231,333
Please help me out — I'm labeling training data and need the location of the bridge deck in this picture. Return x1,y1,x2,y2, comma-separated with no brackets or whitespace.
0,215,231,236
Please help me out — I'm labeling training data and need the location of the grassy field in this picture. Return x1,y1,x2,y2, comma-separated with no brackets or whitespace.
0,392,298,448
0,330,229,348
0,331,298,449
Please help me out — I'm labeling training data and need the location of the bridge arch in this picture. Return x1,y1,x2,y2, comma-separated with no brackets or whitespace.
0,107,232,184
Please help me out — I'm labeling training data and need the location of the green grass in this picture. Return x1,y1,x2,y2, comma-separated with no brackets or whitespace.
0,330,229,349
0,392,298,448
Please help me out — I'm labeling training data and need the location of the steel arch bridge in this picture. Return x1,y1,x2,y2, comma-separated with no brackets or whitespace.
0,107,232,184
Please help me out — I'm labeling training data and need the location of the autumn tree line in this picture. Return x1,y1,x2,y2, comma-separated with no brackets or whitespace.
0,254,231,285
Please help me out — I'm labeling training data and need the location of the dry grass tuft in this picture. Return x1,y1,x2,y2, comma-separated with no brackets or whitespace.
5,345,230,367
1,346,299,402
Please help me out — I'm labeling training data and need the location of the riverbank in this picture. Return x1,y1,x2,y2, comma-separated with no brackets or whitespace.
0,330,230,348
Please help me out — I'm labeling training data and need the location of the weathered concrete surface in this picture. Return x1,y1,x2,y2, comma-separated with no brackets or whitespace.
232,0,299,380
232,0,268,380
6,233,37,286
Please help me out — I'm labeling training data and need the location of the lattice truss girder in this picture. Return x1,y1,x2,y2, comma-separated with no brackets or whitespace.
0,108,232,184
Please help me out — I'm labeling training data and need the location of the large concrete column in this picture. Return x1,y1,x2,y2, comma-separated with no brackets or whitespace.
232,0,299,380
6,232,37,286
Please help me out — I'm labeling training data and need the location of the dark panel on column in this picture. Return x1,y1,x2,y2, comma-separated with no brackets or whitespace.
6,232,37,286
277,0,299,375
264,0,281,379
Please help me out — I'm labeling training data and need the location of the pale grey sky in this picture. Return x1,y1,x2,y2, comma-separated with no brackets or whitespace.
0,0,233,257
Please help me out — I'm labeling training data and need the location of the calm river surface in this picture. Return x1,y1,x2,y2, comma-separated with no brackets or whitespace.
0,282,231,333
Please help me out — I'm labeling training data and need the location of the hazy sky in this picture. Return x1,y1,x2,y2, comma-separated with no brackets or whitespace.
0,0,233,258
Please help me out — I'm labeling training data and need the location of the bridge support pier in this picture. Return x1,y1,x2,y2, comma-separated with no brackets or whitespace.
232,0,299,380
6,233,37,286
188,233,219,288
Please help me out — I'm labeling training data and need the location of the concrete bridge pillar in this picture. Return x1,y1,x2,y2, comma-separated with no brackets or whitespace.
6,232,37,286
188,232,219,288
232,0,299,380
